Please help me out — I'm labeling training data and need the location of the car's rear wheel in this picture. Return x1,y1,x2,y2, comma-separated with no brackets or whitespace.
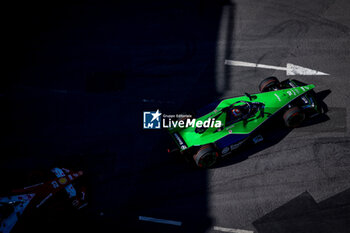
283,106,305,128
193,144,218,168
259,77,280,92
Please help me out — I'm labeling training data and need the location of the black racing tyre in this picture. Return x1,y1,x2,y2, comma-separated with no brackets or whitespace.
259,77,280,92
193,144,218,168
283,106,305,128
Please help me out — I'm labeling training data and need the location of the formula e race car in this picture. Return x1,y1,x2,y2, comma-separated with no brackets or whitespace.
0,168,87,233
168,77,322,168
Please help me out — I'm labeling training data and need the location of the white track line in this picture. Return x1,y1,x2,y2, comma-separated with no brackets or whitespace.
213,226,254,233
224,59,329,75
138,216,182,226
225,60,287,71
138,216,252,232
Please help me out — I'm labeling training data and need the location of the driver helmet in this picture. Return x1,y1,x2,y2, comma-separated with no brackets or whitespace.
232,108,242,117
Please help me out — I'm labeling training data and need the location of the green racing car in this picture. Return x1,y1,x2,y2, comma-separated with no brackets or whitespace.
168,77,323,168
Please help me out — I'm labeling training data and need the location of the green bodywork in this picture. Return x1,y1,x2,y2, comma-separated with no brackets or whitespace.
169,84,315,151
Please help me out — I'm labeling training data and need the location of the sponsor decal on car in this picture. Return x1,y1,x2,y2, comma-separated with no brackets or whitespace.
274,93,281,102
221,147,230,155
252,135,263,144
58,177,68,185
173,133,187,149
230,141,244,151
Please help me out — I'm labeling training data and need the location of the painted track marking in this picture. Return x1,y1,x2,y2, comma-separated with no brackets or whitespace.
138,216,182,226
138,216,253,232
224,60,329,76
213,226,254,233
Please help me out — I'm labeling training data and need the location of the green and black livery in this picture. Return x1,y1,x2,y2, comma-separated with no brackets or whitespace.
168,78,322,168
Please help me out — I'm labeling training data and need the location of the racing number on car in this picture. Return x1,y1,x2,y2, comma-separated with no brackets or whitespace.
287,88,302,97
287,90,296,96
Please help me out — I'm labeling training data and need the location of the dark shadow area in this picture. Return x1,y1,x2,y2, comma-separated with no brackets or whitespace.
86,71,126,93
299,89,331,127
1,1,236,233
299,113,330,128
253,189,350,233
315,89,331,114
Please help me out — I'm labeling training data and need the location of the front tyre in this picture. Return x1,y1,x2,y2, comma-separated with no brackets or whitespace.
283,106,305,128
259,76,280,92
193,145,218,168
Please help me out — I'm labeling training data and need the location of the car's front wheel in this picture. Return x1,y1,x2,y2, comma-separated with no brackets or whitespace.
259,76,280,92
193,144,218,168
283,106,305,127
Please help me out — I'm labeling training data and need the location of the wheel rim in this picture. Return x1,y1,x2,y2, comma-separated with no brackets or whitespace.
288,113,305,127
199,152,217,168
261,79,278,92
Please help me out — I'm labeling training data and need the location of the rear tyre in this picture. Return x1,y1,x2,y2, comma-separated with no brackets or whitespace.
193,145,218,168
283,106,305,128
259,77,280,92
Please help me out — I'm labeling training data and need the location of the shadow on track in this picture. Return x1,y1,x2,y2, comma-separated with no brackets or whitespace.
1,1,236,233
253,188,350,233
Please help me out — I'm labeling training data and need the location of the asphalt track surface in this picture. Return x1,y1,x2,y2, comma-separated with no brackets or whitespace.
1,0,350,232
